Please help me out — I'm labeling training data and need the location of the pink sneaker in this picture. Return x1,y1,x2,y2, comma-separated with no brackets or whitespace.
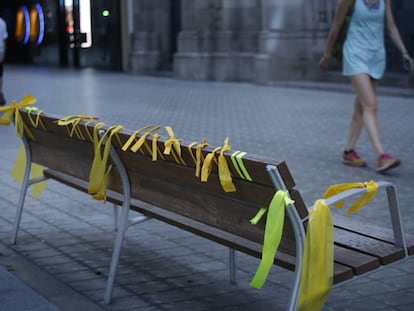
342,150,367,167
376,154,400,173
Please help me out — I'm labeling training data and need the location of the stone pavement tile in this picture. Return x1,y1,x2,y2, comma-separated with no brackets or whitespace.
0,242,105,311
0,265,60,311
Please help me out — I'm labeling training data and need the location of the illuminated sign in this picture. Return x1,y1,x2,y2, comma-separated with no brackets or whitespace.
30,4,45,45
15,4,45,45
15,6,30,44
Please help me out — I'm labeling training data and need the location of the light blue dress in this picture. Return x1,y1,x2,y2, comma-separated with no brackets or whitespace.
343,0,385,79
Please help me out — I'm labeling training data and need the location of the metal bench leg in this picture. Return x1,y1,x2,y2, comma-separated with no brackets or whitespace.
104,195,130,304
103,137,132,304
11,140,32,244
11,172,30,244
112,203,118,232
229,248,236,284
385,184,407,251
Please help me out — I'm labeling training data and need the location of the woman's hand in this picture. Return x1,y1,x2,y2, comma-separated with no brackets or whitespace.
319,54,331,71
402,53,413,72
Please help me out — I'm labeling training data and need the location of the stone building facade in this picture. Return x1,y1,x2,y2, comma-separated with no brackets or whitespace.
128,0,414,84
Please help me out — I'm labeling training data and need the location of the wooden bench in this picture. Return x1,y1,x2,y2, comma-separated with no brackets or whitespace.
10,108,414,310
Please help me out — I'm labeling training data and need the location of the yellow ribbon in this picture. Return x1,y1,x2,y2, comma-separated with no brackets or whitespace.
201,147,221,182
298,199,334,311
188,142,198,165
131,126,160,154
25,107,46,130
152,134,165,162
195,139,208,178
218,137,236,192
231,151,253,181
299,181,379,310
0,94,37,140
11,144,47,199
88,124,124,201
164,126,185,165
250,190,294,289
121,125,153,151
323,180,379,215
56,115,99,140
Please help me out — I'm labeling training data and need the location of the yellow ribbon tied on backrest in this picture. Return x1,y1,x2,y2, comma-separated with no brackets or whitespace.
323,180,378,215
131,126,160,154
201,147,221,183
187,139,209,178
121,125,153,153
88,124,124,201
298,199,334,311
25,107,47,130
56,115,99,140
0,94,37,140
163,126,186,165
218,137,236,192
249,190,294,289
195,139,208,178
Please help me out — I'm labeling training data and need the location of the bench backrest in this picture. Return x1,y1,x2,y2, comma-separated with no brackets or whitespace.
20,110,308,259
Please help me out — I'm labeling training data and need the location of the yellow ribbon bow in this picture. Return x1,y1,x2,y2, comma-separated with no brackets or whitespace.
0,94,37,139
323,180,379,215
298,199,334,311
250,190,294,289
164,126,185,165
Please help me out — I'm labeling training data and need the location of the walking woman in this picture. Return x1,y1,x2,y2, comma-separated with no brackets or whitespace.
320,0,413,173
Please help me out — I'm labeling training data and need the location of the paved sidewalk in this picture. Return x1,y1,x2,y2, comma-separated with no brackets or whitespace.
0,65,413,310
0,265,60,311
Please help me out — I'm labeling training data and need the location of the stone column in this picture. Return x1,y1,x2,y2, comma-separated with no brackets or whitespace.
129,0,170,74
174,0,262,81
174,0,214,80
254,0,329,83
213,0,261,81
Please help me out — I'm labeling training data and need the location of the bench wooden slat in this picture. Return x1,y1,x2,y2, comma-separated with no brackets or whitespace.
333,245,380,275
334,214,414,255
334,227,405,265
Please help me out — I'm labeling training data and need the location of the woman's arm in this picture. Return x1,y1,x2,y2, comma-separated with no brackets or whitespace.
385,0,413,71
319,0,354,70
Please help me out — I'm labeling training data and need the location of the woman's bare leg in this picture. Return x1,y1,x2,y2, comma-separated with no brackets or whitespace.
345,95,363,151
349,74,384,156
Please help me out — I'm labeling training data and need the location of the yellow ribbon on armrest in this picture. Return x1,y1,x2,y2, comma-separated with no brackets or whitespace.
298,199,334,311
299,180,379,310
323,180,378,215
249,190,294,289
